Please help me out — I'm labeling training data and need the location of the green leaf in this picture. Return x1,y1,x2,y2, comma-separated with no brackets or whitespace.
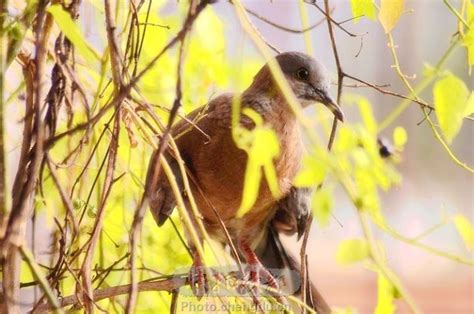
336,239,370,264
349,0,376,22
378,0,405,33
375,273,397,314
72,198,83,210
453,214,474,250
87,205,97,218
312,187,333,227
47,5,100,63
392,126,407,147
433,73,471,143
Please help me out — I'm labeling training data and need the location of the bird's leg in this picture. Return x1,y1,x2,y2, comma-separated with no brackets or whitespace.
239,241,280,295
188,246,225,298
188,247,208,298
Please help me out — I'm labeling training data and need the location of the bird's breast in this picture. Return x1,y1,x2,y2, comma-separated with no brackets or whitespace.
188,112,303,243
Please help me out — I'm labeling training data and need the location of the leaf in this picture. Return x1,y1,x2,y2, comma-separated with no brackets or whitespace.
464,3,474,73
293,154,327,187
332,308,356,314
465,29,474,74
349,0,376,22
453,214,474,250
237,127,280,218
433,73,471,143
378,0,405,33
47,5,100,63
375,273,397,314
87,205,97,218
20,261,35,283
392,126,407,147
357,98,377,134
336,239,370,264
312,187,333,227
464,92,474,117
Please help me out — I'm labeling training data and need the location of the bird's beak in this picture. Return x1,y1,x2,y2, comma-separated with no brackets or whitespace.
320,91,344,122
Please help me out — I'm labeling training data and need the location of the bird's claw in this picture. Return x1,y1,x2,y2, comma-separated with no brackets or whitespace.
238,263,280,296
188,265,208,298
188,265,224,298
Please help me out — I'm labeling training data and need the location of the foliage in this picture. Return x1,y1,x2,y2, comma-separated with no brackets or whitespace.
47,4,100,63
378,0,405,33
433,73,473,143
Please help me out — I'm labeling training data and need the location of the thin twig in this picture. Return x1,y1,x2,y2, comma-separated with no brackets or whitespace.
245,5,328,34
127,1,210,312
300,1,342,311
344,73,435,110
45,155,79,235
34,277,187,313
20,246,63,313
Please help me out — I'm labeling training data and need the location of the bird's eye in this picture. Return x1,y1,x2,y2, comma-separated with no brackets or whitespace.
296,68,309,80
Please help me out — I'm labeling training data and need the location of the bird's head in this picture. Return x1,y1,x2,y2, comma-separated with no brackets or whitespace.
249,51,344,122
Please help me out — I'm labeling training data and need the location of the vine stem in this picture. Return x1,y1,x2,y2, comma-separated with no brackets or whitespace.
383,32,473,173
443,0,470,29
378,33,459,131
358,212,422,314
373,220,474,266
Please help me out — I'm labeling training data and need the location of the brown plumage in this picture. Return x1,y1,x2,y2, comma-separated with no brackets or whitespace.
145,51,342,311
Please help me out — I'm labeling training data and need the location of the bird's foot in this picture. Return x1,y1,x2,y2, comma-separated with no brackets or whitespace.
188,260,224,298
238,242,288,307
238,261,280,296
188,263,207,298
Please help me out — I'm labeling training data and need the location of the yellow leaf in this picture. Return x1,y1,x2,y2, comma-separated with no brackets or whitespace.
464,92,474,117
293,154,327,187
336,239,370,264
331,308,356,314
392,126,407,147
312,187,333,227
378,0,405,33
357,98,377,134
350,0,376,22
453,214,474,250
47,5,100,63
465,29,474,73
375,273,397,314
464,3,474,73
237,127,280,217
433,73,471,143
20,261,35,283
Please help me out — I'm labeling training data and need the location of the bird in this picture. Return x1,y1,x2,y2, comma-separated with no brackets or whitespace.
145,51,342,311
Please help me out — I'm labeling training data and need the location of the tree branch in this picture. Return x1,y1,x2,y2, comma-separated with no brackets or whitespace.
33,277,187,313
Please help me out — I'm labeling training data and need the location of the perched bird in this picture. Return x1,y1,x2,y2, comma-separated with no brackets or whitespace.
145,52,342,311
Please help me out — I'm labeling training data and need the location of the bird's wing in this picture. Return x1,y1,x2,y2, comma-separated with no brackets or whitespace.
255,187,331,313
144,93,235,226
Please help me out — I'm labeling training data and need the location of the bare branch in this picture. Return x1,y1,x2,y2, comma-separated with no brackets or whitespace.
34,277,187,313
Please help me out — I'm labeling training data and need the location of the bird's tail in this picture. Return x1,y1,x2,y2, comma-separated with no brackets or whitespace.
256,227,331,314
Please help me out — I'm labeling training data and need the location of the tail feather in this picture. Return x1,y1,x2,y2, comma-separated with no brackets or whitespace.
256,227,331,314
